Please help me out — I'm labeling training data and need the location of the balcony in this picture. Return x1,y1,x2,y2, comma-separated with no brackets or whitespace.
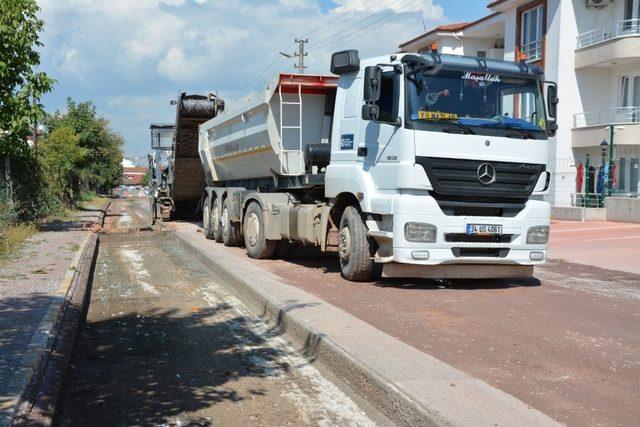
575,19,640,69
577,19,640,49
520,39,543,63
572,107,640,148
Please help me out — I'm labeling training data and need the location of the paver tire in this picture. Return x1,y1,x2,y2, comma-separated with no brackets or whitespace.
203,196,215,240
221,198,242,247
338,206,382,282
243,202,277,259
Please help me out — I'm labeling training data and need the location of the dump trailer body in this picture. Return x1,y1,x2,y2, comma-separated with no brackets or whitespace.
199,74,337,187
170,93,223,215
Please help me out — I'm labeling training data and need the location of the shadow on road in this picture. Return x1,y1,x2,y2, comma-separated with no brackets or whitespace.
275,245,541,290
59,304,299,426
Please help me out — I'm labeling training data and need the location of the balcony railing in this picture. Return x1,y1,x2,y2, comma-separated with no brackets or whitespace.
521,39,543,62
577,18,640,49
573,106,640,128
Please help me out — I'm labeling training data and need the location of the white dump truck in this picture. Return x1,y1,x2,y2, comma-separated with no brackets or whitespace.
198,49,558,281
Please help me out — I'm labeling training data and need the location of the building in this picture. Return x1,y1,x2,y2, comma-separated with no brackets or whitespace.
123,166,148,186
399,0,640,206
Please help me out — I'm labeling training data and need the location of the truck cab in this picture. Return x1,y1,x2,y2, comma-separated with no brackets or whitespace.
326,50,558,279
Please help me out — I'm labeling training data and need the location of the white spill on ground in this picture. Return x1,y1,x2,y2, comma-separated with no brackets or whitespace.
119,247,160,295
200,285,374,427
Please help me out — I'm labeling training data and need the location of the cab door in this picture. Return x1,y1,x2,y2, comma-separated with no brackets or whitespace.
359,70,404,190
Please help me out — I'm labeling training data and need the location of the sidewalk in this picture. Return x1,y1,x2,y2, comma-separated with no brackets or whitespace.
0,199,109,425
548,220,640,274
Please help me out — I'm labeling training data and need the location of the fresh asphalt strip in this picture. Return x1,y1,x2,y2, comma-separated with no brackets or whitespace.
175,230,559,426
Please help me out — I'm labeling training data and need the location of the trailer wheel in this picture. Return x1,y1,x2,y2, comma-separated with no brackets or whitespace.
338,206,381,282
211,198,223,243
221,198,241,247
243,202,277,259
203,196,215,240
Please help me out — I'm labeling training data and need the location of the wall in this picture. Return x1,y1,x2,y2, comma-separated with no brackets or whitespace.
605,197,640,222
573,0,627,38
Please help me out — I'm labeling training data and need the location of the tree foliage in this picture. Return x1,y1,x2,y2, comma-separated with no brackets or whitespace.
45,98,124,194
0,0,54,157
40,125,86,203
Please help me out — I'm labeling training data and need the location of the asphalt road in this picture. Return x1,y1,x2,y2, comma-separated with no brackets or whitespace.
62,197,640,426
170,207,639,426
59,198,374,426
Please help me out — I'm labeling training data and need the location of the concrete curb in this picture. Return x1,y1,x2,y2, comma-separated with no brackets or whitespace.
175,230,560,426
7,200,110,426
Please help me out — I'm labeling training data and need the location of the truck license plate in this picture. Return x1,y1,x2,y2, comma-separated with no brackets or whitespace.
466,224,502,235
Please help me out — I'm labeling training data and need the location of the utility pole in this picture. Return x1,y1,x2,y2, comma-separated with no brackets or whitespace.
294,38,308,74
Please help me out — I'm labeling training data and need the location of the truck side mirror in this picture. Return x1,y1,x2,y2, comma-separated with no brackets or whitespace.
362,66,382,121
361,103,380,121
363,66,382,102
546,83,558,119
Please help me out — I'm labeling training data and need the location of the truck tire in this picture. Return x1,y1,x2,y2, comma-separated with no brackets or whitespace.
211,198,223,243
221,198,241,247
203,196,215,240
243,202,277,259
338,206,382,282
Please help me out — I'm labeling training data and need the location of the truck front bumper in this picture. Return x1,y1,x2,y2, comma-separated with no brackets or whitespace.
388,193,550,268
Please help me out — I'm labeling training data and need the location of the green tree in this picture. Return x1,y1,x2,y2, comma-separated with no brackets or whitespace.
46,99,123,194
40,125,86,204
0,0,55,220
0,0,54,157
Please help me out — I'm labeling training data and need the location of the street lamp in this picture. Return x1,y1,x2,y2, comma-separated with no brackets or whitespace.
600,139,609,158
600,139,609,200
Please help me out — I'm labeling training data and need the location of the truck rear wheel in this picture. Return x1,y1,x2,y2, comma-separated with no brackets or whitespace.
338,206,381,282
211,198,223,243
221,198,241,247
203,196,215,240
243,202,277,259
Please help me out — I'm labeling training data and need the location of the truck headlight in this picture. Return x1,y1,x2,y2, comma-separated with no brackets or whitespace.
527,225,549,244
404,222,437,243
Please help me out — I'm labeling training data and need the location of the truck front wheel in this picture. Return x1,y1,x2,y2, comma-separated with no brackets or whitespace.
338,206,381,282
243,202,277,259
221,198,242,247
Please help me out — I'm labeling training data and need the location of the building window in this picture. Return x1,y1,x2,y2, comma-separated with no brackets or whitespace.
477,50,487,58
619,158,626,191
520,4,544,62
621,75,640,107
624,0,640,20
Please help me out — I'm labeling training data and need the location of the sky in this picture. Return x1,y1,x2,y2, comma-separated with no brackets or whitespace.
36,0,490,158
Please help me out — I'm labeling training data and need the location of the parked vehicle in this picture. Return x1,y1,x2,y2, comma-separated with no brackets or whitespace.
197,49,558,281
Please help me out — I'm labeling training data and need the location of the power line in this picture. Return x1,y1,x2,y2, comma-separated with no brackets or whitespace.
310,0,419,54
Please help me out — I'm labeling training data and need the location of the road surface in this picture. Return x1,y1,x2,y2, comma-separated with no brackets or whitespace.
63,198,640,426
169,207,639,426
59,198,376,426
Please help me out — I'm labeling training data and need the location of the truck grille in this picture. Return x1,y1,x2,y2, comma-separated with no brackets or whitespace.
416,157,545,217
451,248,510,258
445,233,514,243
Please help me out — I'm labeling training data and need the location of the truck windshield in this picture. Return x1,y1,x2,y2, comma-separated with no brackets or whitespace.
406,68,547,139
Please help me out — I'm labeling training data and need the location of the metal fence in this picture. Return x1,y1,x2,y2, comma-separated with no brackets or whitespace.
521,39,543,62
577,18,640,49
573,106,640,128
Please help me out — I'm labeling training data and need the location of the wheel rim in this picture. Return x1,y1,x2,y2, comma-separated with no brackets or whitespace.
339,225,351,263
245,212,260,247
212,205,220,234
221,207,229,236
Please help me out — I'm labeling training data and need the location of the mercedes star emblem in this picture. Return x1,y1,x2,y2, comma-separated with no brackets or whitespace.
477,163,496,185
